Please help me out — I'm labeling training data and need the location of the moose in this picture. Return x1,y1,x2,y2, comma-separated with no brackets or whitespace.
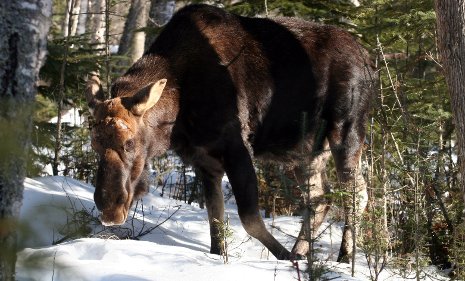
85,4,373,262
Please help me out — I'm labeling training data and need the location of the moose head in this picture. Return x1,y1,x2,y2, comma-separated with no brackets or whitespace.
85,75,169,226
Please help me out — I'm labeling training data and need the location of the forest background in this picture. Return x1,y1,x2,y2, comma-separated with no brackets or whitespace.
4,0,464,279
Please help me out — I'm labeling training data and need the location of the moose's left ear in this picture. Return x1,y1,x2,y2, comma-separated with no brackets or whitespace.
127,79,167,116
85,75,105,114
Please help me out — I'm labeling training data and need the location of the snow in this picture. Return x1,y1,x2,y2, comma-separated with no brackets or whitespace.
16,176,449,281
49,108,84,127
20,2,38,11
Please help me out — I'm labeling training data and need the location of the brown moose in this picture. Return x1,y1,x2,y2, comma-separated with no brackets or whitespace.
85,4,374,262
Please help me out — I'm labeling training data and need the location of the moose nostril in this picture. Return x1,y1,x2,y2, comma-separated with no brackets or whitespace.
116,194,126,205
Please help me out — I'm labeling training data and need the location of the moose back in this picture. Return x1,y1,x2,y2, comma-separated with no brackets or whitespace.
85,4,373,262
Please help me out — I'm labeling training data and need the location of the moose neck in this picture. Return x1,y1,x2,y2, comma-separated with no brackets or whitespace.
144,88,180,158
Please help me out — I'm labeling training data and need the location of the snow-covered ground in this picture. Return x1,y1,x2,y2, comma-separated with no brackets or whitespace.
16,176,449,281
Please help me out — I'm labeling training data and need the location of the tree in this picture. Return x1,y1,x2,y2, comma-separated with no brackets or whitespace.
52,0,76,176
62,0,81,37
118,0,148,64
77,0,89,35
435,0,465,275
0,0,52,280
145,0,175,49
88,0,106,53
435,1,465,208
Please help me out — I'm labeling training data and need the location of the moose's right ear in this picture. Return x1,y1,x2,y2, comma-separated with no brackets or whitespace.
85,75,105,113
126,79,167,116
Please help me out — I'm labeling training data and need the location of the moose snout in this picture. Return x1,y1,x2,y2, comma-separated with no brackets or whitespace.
94,149,128,207
98,210,127,226
94,187,126,206
94,186,131,226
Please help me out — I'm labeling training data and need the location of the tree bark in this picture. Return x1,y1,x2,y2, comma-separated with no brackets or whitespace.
0,0,51,280
145,0,175,49
118,0,148,64
62,0,81,37
434,1,465,206
77,0,88,35
88,0,106,53
53,0,76,176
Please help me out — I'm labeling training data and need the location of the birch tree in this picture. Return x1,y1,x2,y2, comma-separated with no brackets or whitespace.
77,0,89,35
62,0,81,37
118,0,148,63
88,0,106,52
0,0,52,279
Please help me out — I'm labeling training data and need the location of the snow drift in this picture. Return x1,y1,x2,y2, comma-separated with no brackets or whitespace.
16,176,447,280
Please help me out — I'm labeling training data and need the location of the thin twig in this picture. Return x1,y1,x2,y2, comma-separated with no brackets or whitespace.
51,250,58,281
135,205,182,238
377,36,409,122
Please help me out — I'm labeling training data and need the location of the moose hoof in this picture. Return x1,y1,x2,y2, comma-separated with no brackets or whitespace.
276,249,292,260
289,252,306,261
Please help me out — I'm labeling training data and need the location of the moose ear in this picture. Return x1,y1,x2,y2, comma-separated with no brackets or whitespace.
85,75,105,113
128,79,167,116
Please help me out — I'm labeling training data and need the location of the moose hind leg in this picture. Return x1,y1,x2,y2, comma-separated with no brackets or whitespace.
292,145,332,258
224,140,291,260
329,122,368,263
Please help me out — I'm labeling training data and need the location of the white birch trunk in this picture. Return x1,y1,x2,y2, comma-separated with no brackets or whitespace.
118,0,148,63
89,0,106,53
62,0,81,37
70,0,81,36
62,0,71,36
77,0,88,35
0,0,51,279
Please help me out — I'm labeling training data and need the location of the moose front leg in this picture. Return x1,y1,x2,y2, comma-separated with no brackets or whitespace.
223,140,291,260
196,166,225,256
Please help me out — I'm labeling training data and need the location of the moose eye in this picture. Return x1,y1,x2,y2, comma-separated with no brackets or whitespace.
124,139,135,152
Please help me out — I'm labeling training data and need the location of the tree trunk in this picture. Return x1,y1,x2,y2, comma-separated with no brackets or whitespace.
88,0,106,53
77,0,88,35
53,0,76,176
118,0,148,64
0,0,51,280
145,0,175,49
62,0,81,37
434,1,465,207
